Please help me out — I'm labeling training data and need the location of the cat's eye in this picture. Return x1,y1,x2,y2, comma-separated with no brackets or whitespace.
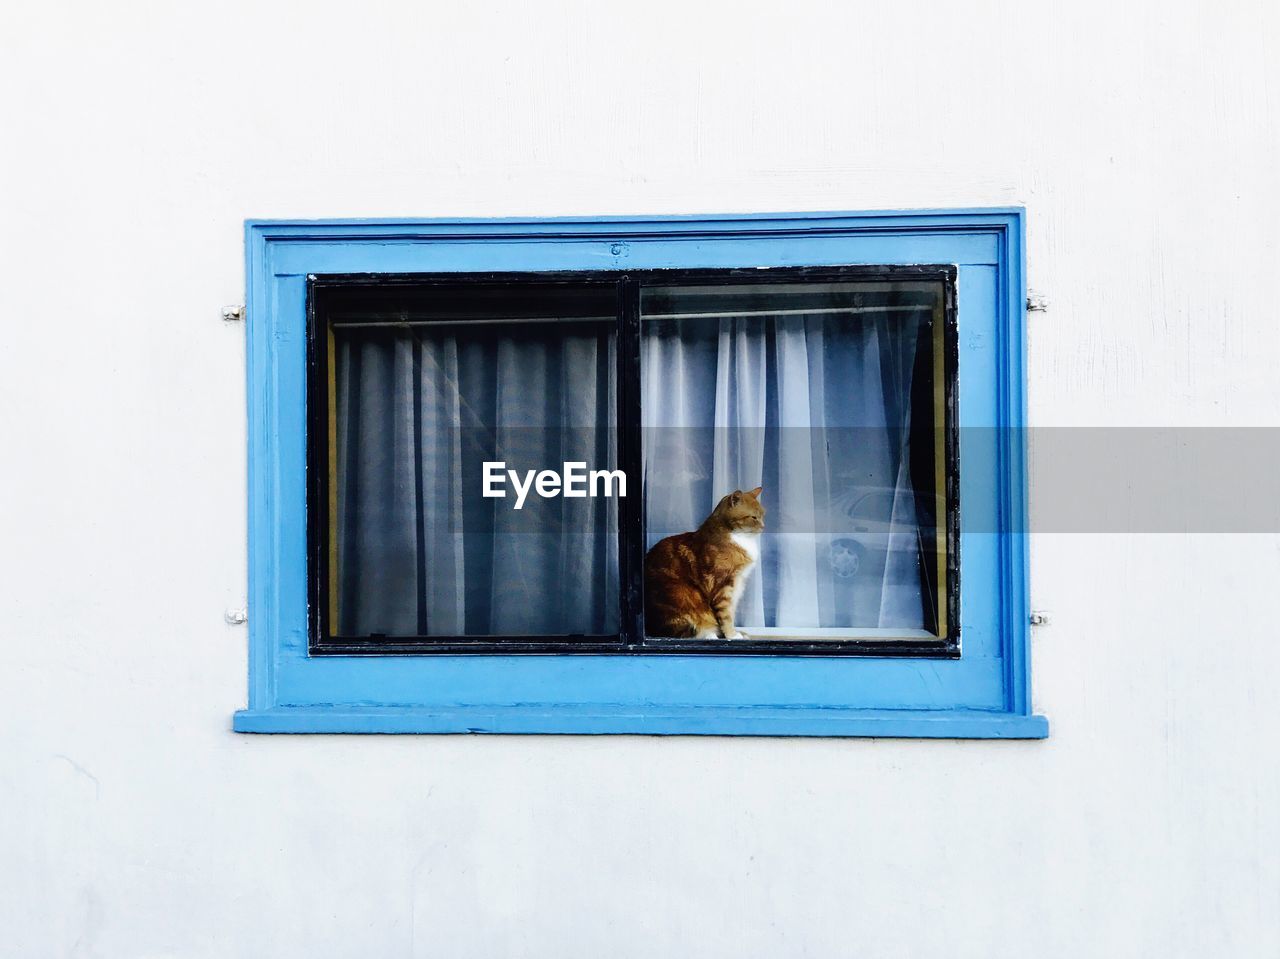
308,268,956,655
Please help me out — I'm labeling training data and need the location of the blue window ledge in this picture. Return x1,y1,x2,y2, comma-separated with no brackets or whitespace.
234,706,1047,738
234,209,1046,739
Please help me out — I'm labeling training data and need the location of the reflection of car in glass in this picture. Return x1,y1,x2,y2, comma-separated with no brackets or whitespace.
825,487,925,583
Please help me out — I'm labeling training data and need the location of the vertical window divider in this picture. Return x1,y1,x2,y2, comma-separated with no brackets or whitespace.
306,279,330,651
617,277,644,649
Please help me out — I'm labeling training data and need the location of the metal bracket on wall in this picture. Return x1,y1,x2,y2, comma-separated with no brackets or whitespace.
1029,611,1050,626
1026,291,1049,313
222,304,245,322
225,608,248,625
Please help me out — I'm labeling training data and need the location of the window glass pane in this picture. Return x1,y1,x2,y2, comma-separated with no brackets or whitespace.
641,279,948,642
329,283,618,638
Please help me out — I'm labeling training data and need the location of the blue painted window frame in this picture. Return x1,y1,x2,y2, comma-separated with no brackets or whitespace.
233,209,1047,738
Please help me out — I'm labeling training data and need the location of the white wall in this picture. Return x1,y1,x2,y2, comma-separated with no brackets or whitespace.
2,1,1278,956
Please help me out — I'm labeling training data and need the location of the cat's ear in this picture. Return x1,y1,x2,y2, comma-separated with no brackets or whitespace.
729,491,742,506
749,486,763,499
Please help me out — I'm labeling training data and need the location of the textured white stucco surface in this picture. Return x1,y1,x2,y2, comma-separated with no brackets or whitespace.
2,1,1277,955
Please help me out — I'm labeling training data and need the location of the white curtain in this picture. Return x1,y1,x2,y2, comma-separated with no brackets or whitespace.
642,310,929,630
334,323,618,636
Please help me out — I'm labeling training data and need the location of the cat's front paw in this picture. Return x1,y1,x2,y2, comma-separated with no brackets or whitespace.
724,629,748,640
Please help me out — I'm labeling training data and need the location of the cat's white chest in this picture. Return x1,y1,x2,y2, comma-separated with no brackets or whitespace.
730,530,760,564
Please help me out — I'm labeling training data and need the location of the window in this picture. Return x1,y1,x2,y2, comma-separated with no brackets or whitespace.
236,211,1045,737
313,280,622,650
310,270,956,655
640,275,956,652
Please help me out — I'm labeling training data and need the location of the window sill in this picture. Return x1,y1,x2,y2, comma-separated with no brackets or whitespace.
233,705,1048,738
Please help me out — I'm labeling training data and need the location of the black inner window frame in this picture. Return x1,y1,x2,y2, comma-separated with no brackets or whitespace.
307,265,960,658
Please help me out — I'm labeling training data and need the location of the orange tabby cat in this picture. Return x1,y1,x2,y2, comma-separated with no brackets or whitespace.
644,487,765,639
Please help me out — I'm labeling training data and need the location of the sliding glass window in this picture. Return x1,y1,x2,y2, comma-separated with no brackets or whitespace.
308,268,956,656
